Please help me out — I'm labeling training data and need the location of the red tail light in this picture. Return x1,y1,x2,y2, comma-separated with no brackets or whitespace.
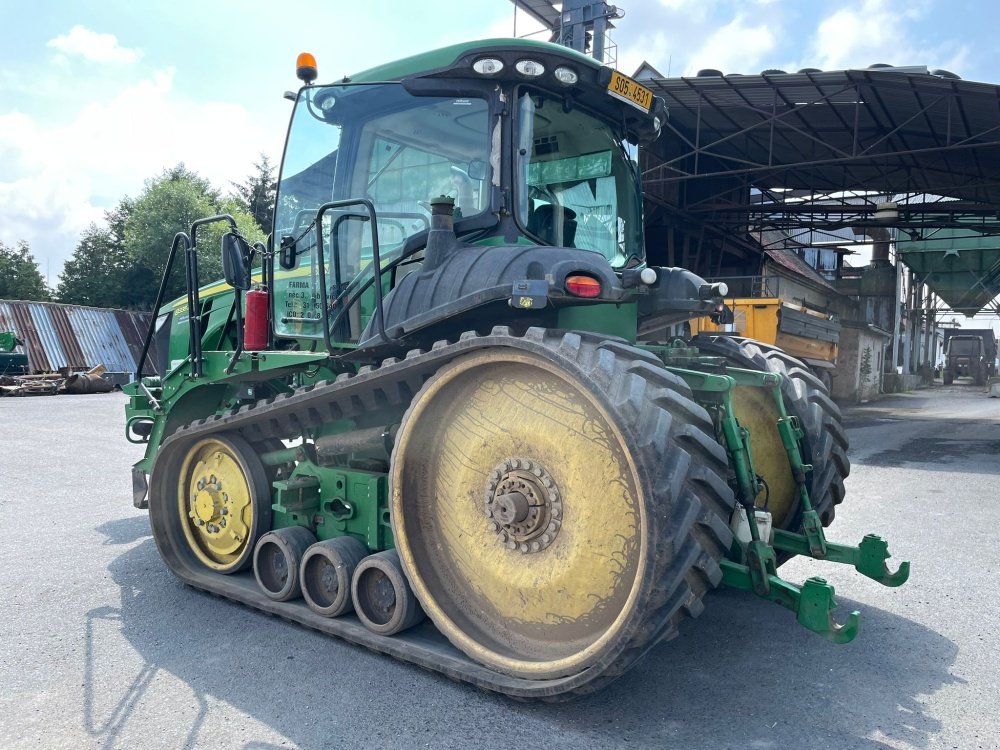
565,275,601,298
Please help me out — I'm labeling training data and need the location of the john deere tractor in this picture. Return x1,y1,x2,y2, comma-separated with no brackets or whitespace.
124,39,908,699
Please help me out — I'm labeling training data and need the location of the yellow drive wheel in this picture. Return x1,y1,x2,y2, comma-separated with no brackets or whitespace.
391,348,651,680
693,334,849,534
728,385,797,527
176,434,269,573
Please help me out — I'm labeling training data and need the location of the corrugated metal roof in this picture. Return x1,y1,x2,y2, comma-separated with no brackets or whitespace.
643,69,1000,204
67,307,137,374
28,303,68,370
10,303,48,372
114,309,149,372
0,303,18,350
0,300,157,376
49,305,87,368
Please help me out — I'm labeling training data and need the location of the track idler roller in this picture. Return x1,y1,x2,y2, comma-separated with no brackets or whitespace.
253,527,316,601
300,536,369,617
351,549,425,636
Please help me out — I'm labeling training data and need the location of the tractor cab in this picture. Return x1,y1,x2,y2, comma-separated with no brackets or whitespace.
268,40,709,351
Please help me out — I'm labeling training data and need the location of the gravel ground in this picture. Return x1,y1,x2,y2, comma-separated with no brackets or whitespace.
0,383,997,749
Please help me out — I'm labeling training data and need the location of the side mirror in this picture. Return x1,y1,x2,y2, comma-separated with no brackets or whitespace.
221,232,252,290
467,159,487,181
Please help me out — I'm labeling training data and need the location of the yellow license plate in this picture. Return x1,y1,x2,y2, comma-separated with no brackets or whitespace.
607,70,654,112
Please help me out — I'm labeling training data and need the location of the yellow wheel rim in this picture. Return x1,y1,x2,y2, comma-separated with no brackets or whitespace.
391,350,647,679
730,386,796,527
177,437,256,572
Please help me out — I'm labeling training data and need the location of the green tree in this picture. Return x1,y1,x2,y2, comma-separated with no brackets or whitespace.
231,153,276,236
124,164,264,308
56,222,131,307
0,240,50,301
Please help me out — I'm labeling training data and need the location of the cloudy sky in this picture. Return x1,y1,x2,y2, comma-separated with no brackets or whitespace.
0,0,995,303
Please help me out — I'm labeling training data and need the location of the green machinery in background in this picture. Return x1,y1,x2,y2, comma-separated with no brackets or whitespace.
0,331,29,376
124,39,908,699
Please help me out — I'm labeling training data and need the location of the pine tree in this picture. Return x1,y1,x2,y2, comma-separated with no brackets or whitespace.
0,240,50,301
56,224,130,307
231,154,276,236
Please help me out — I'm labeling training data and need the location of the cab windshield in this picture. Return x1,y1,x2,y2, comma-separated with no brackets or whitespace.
273,84,492,339
515,89,644,267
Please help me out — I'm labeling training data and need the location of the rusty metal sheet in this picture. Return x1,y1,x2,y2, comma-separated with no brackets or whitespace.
9,303,48,372
0,300,155,375
48,305,87,369
27,304,68,371
65,307,136,373
114,309,158,375
0,302,13,334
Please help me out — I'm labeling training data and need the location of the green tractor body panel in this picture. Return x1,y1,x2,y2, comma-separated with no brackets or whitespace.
124,38,906,699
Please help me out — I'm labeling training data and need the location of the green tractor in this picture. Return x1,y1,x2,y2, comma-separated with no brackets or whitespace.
125,38,908,699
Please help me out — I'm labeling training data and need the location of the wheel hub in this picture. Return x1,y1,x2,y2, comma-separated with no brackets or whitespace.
190,478,229,535
484,458,562,553
181,444,253,567
194,489,220,523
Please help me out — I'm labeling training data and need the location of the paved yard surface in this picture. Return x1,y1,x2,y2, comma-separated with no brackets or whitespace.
1,384,997,749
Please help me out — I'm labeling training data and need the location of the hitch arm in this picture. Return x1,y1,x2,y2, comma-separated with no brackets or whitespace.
771,530,911,587
721,561,861,644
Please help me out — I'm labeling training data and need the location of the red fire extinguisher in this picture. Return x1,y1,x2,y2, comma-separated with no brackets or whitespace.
244,285,269,352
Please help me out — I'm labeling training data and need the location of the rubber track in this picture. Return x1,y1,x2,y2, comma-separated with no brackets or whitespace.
692,335,850,528
150,327,735,700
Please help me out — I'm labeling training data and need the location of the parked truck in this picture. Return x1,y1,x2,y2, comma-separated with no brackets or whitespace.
942,328,997,385
123,39,907,699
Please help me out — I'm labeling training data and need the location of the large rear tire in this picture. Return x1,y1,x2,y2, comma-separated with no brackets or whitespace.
693,335,849,530
390,332,735,687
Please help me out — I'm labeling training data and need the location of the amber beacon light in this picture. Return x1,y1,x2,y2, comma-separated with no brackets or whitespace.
296,52,318,84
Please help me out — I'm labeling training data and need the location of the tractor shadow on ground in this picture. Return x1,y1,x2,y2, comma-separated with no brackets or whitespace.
533,586,962,749
90,528,959,750
94,516,154,546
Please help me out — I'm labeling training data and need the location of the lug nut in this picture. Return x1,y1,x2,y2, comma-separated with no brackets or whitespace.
220,519,227,528
220,507,228,515
196,519,205,526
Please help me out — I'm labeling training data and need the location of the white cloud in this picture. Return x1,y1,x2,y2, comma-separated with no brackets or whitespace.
806,0,968,73
0,66,278,274
480,8,547,41
657,0,714,18
46,25,143,64
682,14,777,76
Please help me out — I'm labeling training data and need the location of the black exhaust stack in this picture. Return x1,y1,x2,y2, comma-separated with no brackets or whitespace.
424,195,461,270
